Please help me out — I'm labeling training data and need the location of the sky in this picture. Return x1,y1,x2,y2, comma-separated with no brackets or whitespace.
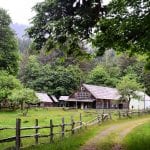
0,0,44,25
0,0,110,25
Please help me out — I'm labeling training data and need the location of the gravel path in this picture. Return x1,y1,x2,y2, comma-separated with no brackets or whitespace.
80,118,150,150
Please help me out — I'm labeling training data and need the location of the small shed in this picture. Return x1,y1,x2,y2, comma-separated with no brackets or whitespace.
59,96,69,101
59,96,69,107
36,93,53,107
130,91,150,110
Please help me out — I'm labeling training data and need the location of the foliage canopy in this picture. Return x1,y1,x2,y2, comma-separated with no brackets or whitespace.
28,0,105,50
0,71,22,102
9,88,38,110
86,65,119,87
19,56,83,96
117,74,142,108
0,8,19,75
93,0,150,55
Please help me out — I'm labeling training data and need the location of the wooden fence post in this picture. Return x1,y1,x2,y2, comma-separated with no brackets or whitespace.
62,118,65,138
126,110,129,117
71,116,75,134
80,113,82,128
118,111,121,119
16,118,21,150
103,109,104,114
138,110,140,116
109,112,112,120
35,119,38,145
101,113,104,122
50,119,53,143
97,113,100,125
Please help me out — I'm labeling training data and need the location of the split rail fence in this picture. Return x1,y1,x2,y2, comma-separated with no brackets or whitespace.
0,109,150,150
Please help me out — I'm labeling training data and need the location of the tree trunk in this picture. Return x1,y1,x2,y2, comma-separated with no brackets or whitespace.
21,102,24,110
128,96,131,110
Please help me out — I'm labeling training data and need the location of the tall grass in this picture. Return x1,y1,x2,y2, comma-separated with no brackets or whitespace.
123,121,150,150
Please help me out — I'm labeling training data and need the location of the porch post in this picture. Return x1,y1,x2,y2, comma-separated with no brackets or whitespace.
103,99,105,109
107,100,109,109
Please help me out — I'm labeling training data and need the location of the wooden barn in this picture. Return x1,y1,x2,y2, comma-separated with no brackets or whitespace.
36,93,53,107
59,84,127,109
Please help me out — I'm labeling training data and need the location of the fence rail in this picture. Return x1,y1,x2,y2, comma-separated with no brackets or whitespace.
0,109,150,149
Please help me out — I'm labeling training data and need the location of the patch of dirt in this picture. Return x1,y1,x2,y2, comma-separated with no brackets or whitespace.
119,122,143,139
112,143,123,150
80,118,150,150
80,125,119,150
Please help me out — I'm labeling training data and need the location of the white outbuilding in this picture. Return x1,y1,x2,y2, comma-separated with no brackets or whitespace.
130,91,150,110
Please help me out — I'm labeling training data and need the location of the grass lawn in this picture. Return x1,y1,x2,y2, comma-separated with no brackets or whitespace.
0,108,102,150
123,121,150,150
25,115,150,150
0,108,148,150
24,120,114,150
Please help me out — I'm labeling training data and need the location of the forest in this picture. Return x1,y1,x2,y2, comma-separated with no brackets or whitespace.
0,0,150,110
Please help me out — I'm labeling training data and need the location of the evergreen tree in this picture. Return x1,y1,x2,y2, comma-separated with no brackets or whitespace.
0,8,19,75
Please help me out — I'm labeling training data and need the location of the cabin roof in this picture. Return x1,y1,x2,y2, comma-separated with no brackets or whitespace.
36,93,53,103
59,84,150,102
83,84,121,100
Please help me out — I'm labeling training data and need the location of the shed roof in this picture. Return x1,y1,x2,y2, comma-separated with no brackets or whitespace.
135,91,150,101
51,95,59,102
36,93,53,103
83,84,121,100
59,96,69,101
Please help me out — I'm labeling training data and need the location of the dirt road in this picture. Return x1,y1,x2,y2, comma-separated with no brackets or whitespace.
80,117,150,150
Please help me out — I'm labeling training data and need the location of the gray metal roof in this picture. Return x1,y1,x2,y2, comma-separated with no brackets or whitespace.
36,93,53,103
83,84,121,100
135,91,150,101
51,95,59,102
59,96,69,101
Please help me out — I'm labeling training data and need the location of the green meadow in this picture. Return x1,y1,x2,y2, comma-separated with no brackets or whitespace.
0,108,98,150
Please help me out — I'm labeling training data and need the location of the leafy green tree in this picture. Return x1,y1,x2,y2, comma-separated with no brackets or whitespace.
27,0,105,65
86,65,119,87
18,55,40,87
93,0,150,66
28,0,105,50
0,8,19,75
93,0,150,53
0,71,22,107
18,56,83,96
117,54,137,76
116,54,150,96
8,88,38,114
51,65,83,96
117,74,142,109
143,71,150,96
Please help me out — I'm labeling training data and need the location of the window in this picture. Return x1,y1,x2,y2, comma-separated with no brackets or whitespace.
76,92,90,99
